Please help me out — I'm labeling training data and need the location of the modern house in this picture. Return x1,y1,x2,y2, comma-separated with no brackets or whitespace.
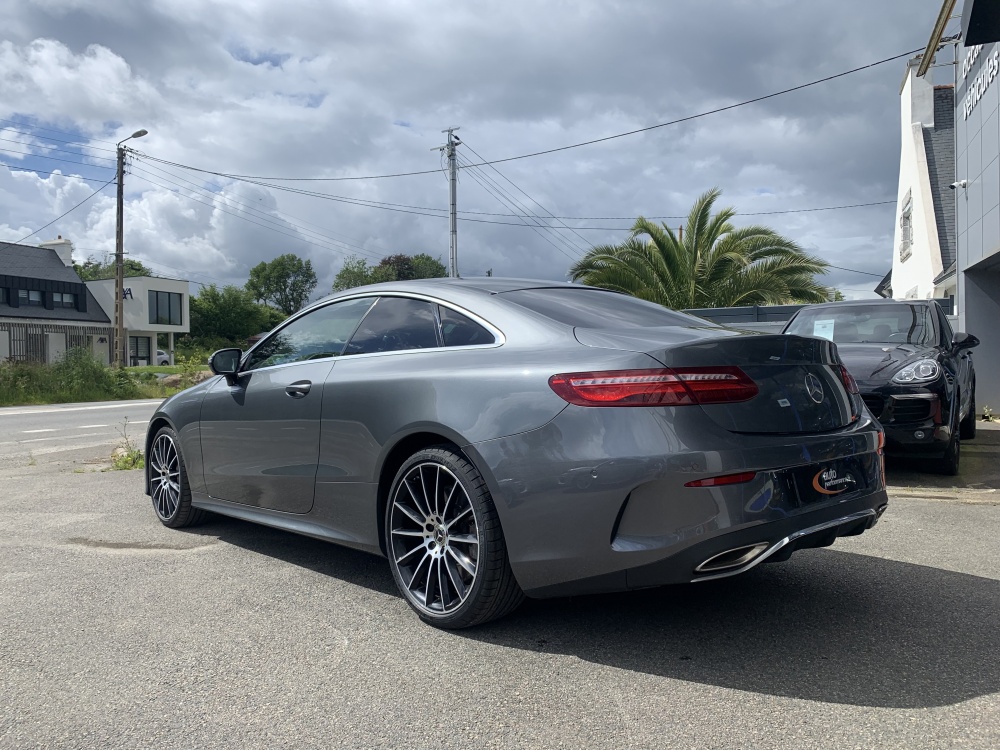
86,275,190,366
0,238,113,364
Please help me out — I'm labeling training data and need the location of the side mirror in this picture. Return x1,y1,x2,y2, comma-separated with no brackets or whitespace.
952,332,980,351
209,348,243,382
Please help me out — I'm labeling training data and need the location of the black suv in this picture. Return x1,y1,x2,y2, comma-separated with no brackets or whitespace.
783,299,978,475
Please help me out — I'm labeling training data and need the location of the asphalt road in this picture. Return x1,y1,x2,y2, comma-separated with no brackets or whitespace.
0,399,162,469
0,402,998,749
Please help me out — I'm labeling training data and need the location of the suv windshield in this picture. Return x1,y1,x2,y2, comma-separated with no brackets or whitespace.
785,303,936,346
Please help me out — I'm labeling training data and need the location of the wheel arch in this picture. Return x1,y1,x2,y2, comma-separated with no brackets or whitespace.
144,415,174,495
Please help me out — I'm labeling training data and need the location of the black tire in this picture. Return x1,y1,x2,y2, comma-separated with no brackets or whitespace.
932,433,960,476
385,446,524,629
148,426,206,528
960,387,977,441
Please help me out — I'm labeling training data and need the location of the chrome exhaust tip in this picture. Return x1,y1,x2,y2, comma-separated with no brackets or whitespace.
694,542,770,574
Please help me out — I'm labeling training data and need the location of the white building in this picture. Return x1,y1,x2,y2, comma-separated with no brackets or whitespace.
902,0,1000,415
890,63,958,304
86,276,190,366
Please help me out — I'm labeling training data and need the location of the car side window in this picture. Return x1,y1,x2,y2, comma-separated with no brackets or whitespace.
345,297,440,354
244,297,376,371
438,305,495,347
937,306,954,347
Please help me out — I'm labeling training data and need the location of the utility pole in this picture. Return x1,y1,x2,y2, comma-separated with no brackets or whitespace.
113,129,148,368
433,127,461,277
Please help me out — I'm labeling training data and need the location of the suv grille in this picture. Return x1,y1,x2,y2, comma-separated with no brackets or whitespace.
887,398,934,423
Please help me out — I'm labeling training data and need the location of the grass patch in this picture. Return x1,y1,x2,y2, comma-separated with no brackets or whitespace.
109,418,145,471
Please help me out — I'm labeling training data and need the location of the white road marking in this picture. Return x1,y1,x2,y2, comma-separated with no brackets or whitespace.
76,424,109,429
23,429,58,433
0,400,162,417
14,432,105,444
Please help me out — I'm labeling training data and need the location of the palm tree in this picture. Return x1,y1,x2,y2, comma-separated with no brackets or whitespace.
569,188,831,309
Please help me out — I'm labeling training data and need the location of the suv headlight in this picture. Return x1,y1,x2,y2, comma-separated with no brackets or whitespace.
891,359,940,383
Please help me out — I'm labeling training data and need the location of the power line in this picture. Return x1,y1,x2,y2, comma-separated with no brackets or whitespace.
0,146,117,171
458,48,924,170
826,264,886,277
130,170,388,264
0,126,118,154
0,117,120,147
0,162,115,182
0,136,117,161
0,177,116,254
456,153,587,259
461,138,596,252
146,154,897,225
457,154,582,262
129,47,921,182
134,151,443,182
134,158,396,257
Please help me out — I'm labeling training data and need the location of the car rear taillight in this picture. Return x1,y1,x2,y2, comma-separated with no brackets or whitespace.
548,367,759,407
837,364,859,394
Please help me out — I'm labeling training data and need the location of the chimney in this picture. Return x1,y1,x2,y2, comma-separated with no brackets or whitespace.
38,235,75,267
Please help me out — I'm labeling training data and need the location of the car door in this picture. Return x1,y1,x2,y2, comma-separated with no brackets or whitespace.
315,295,444,485
199,296,375,513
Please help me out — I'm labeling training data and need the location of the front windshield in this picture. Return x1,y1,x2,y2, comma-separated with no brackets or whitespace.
785,304,936,346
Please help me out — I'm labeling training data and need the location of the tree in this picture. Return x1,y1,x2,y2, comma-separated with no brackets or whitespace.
73,256,153,281
569,188,830,309
245,254,318,315
189,285,285,345
332,253,447,292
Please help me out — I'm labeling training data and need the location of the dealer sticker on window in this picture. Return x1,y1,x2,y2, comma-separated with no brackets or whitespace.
812,319,835,341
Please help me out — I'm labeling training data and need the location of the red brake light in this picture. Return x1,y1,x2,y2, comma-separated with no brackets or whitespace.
837,364,859,394
684,471,757,488
548,367,759,407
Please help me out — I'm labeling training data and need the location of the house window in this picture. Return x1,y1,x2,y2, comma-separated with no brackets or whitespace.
18,290,43,306
899,190,913,262
52,292,76,308
148,290,183,326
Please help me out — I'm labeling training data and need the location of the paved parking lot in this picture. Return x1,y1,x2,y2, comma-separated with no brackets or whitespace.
1,406,998,749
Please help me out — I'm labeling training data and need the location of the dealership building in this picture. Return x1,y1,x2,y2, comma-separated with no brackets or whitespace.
897,0,1000,413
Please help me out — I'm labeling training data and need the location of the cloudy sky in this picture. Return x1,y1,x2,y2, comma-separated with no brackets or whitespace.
0,0,955,300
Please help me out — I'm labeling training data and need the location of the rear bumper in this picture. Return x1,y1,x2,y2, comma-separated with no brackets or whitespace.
468,405,886,598
622,494,887,591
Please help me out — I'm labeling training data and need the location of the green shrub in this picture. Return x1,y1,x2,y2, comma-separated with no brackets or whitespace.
0,348,146,406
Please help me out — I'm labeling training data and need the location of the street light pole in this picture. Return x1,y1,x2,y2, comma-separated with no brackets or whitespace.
114,129,147,368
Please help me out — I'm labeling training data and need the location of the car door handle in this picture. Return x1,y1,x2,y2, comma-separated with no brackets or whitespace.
285,381,312,398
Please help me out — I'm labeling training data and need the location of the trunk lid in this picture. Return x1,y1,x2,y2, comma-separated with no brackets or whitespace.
575,327,856,434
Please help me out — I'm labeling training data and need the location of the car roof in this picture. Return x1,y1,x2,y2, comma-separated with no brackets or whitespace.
314,277,603,307
799,299,936,311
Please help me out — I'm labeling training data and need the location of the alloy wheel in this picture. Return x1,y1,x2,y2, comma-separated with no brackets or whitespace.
389,462,480,616
150,433,181,520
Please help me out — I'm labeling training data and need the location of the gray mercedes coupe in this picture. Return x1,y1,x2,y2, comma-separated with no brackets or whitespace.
144,278,888,628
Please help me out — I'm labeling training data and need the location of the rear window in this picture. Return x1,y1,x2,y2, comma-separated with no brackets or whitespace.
502,288,706,328
785,303,936,346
